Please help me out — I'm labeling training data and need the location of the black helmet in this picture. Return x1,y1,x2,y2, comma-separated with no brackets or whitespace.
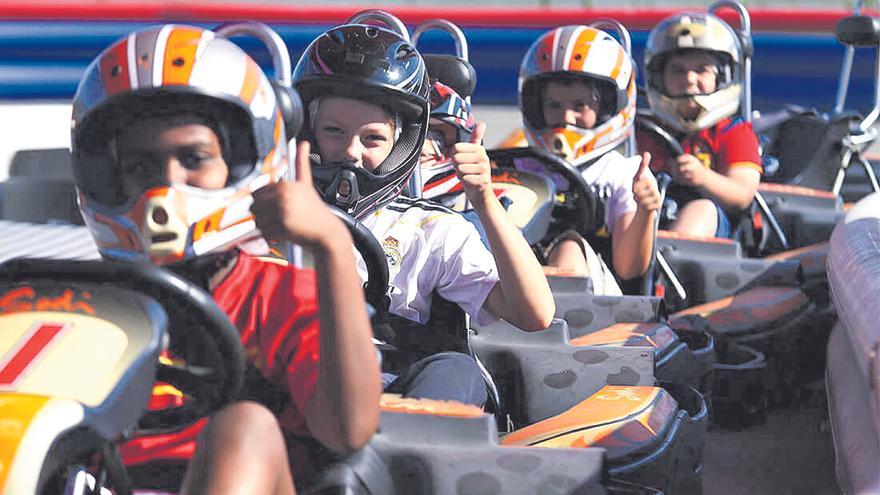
293,24,430,219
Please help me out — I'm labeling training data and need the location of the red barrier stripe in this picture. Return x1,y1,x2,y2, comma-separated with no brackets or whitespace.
0,322,67,388
0,2,869,33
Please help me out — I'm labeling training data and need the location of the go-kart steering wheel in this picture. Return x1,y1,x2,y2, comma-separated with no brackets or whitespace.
488,147,600,237
0,258,246,430
329,206,390,312
635,114,685,158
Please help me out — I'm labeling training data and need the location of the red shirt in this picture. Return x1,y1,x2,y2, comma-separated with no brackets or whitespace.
638,117,762,176
120,252,320,465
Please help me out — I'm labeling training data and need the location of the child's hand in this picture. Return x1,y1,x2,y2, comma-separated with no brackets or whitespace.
252,140,347,250
632,152,661,212
451,122,493,206
672,153,707,187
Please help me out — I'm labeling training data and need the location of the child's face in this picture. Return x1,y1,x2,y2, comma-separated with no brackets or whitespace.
662,51,719,119
541,80,600,129
313,97,396,173
116,118,229,198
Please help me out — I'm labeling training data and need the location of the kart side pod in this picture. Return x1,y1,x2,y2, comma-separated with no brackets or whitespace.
309,394,665,495
0,281,166,494
546,276,716,396
469,319,708,494
501,383,707,495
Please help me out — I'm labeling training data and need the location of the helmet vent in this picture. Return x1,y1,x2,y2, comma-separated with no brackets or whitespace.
172,57,186,67
152,206,169,225
110,65,122,77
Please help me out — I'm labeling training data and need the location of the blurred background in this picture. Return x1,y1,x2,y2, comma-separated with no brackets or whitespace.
0,1,876,163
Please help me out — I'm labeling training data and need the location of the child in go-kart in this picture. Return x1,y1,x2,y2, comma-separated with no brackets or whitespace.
70,25,380,493
517,25,662,294
420,80,504,247
420,80,479,209
294,24,555,407
639,12,762,238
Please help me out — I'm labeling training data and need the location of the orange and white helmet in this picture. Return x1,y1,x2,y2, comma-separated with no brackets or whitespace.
71,25,293,265
519,25,636,167
644,12,743,132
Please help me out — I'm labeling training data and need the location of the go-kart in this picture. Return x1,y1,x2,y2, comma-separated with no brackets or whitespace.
754,0,880,205
0,257,246,494
344,195,708,494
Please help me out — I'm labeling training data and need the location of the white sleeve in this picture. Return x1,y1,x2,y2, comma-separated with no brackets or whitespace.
605,154,641,234
432,215,500,323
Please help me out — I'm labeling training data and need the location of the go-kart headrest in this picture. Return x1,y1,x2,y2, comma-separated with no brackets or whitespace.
836,15,880,47
423,54,477,98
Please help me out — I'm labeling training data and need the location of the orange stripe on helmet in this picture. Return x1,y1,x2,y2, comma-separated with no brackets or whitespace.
535,30,558,74
567,28,599,73
191,209,226,242
162,27,203,86
261,147,277,176
609,46,625,81
581,124,615,153
239,58,263,104
99,38,132,96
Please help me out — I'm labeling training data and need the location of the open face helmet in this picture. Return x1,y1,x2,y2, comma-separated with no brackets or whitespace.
645,12,743,132
519,25,636,168
71,24,290,265
293,24,430,219
421,80,476,201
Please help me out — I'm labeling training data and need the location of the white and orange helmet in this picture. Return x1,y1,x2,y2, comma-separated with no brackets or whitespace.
71,25,293,265
519,25,636,167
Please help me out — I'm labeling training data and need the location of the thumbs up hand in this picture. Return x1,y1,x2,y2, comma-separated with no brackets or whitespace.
252,140,348,250
632,152,662,213
450,122,494,207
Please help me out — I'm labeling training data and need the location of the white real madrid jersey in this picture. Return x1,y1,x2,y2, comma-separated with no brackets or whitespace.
356,197,500,325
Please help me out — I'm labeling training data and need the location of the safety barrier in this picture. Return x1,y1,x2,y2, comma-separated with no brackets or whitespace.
826,192,880,494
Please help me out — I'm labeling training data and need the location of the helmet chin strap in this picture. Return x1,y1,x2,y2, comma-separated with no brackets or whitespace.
323,167,361,214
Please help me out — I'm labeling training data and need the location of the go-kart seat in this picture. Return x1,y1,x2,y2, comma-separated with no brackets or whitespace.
422,54,476,98
760,108,861,189
9,148,74,178
0,176,82,225
1,148,83,225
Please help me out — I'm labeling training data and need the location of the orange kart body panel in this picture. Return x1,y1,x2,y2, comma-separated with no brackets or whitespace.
501,385,677,456
673,286,809,334
570,322,679,351
0,394,51,488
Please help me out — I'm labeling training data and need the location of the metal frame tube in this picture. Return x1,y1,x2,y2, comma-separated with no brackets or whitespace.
709,0,752,121
860,49,880,131
588,19,632,56
412,19,469,61
216,22,291,87
588,19,636,154
215,22,301,265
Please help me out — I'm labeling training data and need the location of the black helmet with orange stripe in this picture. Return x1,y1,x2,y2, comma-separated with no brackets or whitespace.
71,24,291,265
